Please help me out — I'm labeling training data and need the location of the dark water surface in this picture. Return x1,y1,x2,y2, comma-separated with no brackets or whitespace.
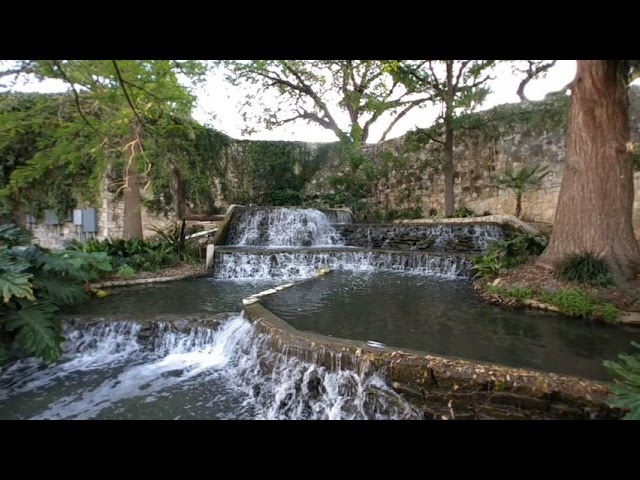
262,271,640,380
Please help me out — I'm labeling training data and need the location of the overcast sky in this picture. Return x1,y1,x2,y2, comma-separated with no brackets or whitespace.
1,60,587,143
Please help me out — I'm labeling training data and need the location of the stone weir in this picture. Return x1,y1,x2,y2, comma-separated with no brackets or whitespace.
333,222,505,253
208,206,508,279
243,301,621,420
213,247,472,280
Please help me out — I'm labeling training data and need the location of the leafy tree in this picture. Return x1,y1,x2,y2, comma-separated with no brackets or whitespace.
392,60,495,216
537,60,640,282
0,60,208,239
221,61,436,214
492,164,550,218
222,60,433,145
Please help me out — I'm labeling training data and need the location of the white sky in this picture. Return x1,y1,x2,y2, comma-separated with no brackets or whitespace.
0,60,592,143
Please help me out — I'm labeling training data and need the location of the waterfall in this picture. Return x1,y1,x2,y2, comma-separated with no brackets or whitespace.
226,207,351,247
213,249,470,280
0,316,419,420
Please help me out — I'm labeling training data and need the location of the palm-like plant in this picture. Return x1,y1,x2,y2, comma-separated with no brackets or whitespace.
493,164,550,218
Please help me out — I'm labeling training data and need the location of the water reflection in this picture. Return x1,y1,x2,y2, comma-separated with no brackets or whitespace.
263,272,640,380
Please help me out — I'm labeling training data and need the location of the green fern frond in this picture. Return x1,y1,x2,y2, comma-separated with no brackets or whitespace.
0,271,35,303
0,224,31,247
32,276,87,305
604,342,640,419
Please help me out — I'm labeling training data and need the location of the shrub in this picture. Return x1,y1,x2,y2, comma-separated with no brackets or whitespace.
603,341,640,420
554,252,614,287
453,204,476,218
266,189,303,206
1,224,113,365
471,231,548,279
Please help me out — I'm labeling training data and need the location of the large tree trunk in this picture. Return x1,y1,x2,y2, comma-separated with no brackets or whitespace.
122,133,144,240
537,60,640,280
443,125,455,217
443,61,455,218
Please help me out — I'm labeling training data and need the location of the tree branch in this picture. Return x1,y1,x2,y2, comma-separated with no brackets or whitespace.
112,60,143,126
51,60,99,134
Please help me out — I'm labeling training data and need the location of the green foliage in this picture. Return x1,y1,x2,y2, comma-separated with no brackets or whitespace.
472,231,548,279
68,224,200,273
632,146,640,171
504,287,534,300
453,204,476,218
266,189,304,206
471,252,505,279
493,164,550,195
486,283,620,323
554,252,614,287
0,223,116,365
0,60,208,219
0,223,32,247
603,341,640,420
116,264,136,277
538,288,619,322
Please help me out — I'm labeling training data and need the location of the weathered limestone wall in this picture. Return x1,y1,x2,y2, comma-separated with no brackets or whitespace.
306,88,640,233
30,187,177,249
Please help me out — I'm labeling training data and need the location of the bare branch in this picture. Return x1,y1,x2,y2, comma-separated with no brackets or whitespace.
516,60,557,102
378,97,432,142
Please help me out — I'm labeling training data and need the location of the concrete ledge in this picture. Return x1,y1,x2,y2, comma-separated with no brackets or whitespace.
90,272,209,289
394,214,539,235
243,301,621,419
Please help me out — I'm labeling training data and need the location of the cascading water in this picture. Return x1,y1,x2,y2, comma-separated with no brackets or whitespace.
0,316,419,420
226,207,351,247
214,249,470,280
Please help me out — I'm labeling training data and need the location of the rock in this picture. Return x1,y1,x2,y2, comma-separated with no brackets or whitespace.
491,278,502,287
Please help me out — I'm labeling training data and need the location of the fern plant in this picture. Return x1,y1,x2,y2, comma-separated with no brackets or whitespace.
1,224,114,366
603,342,640,420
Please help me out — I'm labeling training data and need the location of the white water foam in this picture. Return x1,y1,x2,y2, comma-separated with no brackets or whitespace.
230,208,349,247
0,316,419,420
214,250,470,280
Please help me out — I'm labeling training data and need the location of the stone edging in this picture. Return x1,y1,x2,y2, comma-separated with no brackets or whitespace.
472,280,640,327
242,300,620,419
90,272,209,289
240,276,621,419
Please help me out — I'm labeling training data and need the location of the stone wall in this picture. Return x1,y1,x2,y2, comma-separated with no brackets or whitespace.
305,88,640,232
29,186,177,248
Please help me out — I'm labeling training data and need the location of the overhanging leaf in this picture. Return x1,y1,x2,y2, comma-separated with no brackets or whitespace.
0,271,35,303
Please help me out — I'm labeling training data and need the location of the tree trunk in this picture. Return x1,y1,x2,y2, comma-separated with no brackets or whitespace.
443,125,455,217
537,60,640,280
122,134,144,240
515,193,522,218
443,61,455,217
